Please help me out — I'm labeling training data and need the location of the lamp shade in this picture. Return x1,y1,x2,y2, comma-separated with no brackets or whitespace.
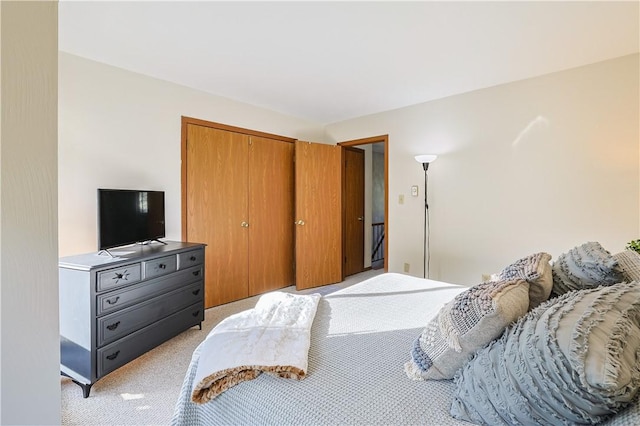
415,154,438,164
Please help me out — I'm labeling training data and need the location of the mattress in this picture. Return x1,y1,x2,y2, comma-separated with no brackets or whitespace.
171,272,640,425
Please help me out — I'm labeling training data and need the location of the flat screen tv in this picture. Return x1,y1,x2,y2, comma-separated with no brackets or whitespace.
98,189,166,251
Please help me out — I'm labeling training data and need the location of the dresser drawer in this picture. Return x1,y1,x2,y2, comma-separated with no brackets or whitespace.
143,255,177,279
178,249,204,269
97,302,203,378
97,281,203,347
97,263,142,292
97,265,204,315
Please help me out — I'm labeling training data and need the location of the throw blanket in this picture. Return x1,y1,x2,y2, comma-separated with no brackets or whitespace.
191,291,321,404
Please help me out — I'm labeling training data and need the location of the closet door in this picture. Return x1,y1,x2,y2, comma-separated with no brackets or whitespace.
248,136,294,295
295,141,342,289
185,124,249,307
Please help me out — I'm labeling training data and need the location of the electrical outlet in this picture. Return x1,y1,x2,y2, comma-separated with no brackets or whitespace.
404,263,410,273
398,194,405,204
411,185,419,197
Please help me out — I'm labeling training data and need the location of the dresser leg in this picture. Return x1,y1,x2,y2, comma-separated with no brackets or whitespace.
62,372,93,398
72,380,92,398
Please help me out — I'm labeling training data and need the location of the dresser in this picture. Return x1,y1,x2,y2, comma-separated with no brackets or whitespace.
59,241,206,398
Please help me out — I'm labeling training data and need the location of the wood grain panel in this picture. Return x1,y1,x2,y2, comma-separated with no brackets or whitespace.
248,137,294,295
186,124,249,307
343,147,365,277
295,141,342,290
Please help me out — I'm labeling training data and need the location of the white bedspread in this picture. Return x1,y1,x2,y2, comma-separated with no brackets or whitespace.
191,291,321,403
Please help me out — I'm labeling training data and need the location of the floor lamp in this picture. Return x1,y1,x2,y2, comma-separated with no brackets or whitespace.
415,155,437,278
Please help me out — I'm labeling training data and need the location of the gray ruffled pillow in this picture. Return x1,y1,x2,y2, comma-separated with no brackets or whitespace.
404,278,529,380
492,252,552,310
551,241,623,297
451,281,640,425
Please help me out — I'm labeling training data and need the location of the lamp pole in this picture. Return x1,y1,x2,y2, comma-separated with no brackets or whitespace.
423,162,429,278
414,155,437,279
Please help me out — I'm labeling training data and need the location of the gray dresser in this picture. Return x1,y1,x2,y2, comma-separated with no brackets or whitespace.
59,241,206,398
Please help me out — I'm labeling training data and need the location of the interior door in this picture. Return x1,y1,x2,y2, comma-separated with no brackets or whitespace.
185,124,249,307
343,147,365,277
248,136,294,295
295,141,342,290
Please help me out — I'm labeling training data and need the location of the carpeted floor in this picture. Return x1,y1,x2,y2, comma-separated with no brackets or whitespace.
61,269,383,425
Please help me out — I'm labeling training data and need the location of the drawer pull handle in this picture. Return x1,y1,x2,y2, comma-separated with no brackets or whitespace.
159,264,166,269
106,350,120,361
192,310,200,317
190,256,196,262
192,270,200,276
106,296,120,305
106,321,120,331
113,270,129,282
192,289,200,296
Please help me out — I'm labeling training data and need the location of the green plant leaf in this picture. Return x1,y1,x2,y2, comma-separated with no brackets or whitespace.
626,239,640,254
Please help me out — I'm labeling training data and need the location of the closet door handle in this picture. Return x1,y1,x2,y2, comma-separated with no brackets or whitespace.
295,220,305,226
240,221,249,228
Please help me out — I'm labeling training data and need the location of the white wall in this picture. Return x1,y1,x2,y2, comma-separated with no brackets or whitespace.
372,150,385,224
1,2,60,424
363,144,372,268
326,54,640,285
60,53,640,285
59,53,326,257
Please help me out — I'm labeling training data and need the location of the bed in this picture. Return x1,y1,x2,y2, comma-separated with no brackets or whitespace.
172,266,640,425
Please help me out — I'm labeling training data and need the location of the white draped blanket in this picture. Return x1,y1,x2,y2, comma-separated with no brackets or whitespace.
191,291,321,404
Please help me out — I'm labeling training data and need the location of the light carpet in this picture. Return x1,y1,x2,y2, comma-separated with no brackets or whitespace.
61,269,382,425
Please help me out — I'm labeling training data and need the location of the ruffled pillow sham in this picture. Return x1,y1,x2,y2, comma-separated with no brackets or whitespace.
451,281,640,425
551,241,623,297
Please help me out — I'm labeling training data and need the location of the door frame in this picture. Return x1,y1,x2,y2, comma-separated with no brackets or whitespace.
338,135,389,274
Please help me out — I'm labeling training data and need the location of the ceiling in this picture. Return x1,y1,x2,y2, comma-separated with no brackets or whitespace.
58,1,639,125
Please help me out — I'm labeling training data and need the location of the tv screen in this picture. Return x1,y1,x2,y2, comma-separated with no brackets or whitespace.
98,189,166,250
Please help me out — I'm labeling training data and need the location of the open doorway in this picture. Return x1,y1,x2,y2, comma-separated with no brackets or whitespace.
338,136,388,277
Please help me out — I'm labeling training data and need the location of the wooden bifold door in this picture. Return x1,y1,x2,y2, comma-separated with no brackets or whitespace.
183,121,295,307
183,118,345,308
